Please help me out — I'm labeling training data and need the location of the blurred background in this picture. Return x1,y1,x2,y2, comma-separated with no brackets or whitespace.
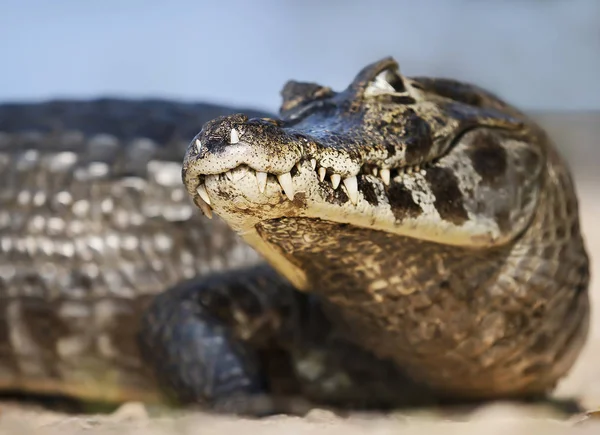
1,0,598,112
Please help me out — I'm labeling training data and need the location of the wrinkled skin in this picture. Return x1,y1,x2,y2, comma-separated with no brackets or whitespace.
182,57,589,400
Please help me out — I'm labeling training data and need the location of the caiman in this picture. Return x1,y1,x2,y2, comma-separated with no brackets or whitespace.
0,58,590,414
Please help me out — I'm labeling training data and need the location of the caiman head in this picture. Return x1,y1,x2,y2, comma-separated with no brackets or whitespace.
182,57,544,291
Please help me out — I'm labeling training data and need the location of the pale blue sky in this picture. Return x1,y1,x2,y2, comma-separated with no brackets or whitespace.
1,0,598,111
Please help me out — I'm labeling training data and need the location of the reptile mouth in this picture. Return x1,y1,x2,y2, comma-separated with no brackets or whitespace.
185,130,431,219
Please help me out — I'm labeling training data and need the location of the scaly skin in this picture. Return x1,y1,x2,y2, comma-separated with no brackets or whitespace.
0,99,269,403
182,58,590,401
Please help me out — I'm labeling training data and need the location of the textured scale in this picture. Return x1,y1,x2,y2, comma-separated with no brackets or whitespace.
0,99,268,402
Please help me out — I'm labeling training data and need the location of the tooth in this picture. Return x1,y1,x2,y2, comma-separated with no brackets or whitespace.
225,171,233,181
196,184,211,205
256,171,267,193
296,162,302,171
343,176,358,205
277,172,295,200
372,167,378,176
194,139,202,153
330,173,341,189
195,197,213,219
199,202,213,219
318,167,327,182
310,159,317,170
380,168,390,185
230,128,240,144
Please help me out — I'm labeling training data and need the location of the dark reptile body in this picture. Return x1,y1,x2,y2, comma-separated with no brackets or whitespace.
0,99,271,403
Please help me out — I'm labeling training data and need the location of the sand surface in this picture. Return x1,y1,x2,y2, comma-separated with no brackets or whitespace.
0,113,599,433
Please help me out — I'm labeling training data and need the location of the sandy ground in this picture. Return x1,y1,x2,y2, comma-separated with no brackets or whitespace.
0,112,599,433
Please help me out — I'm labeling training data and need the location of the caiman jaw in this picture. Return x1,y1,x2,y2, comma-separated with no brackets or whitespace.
185,132,410,218
183,125,432,222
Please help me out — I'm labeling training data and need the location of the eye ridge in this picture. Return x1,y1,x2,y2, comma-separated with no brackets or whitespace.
384,70,406,93
365,68,409,97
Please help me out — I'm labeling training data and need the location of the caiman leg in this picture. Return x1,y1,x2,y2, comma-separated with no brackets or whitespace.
139,265,438,414
139,265,310,414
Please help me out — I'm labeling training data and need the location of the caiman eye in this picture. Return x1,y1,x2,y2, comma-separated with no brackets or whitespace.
365,68,407,96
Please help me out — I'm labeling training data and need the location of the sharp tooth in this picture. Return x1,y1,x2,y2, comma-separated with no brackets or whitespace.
195,196,213,219
310,159,317,170
277,172,295,200
318,167,327,182
199,202,213,219
194,138,202,153
230,128,240,144
225,171,233,181
296,162,302,171
330,173,341,189
372,167,378,176
196,184,211,205
256,171,267,193
343,176,358,205
380,168,390,185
